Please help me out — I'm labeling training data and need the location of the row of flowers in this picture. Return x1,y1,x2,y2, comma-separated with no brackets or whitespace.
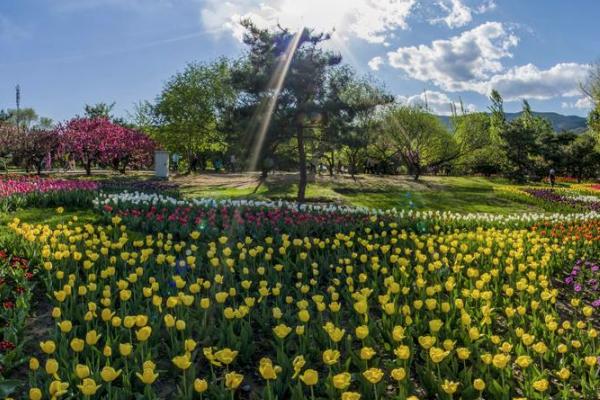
496,185,600,213
0,250,34,381
6,212,599,399
94,192,600,239
0,176,100,212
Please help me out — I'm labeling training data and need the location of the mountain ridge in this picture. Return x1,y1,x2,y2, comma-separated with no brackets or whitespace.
438,111,588,133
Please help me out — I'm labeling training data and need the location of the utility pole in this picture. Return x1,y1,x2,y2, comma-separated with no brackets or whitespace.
15,84,21,134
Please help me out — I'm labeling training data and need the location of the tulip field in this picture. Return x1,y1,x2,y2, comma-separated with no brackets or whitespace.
0,176,598,399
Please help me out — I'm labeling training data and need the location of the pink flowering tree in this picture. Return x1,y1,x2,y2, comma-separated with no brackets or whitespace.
101,127,155,173
13,128,62,174
0,123,19,171
62,118,112,175
62,117,155,175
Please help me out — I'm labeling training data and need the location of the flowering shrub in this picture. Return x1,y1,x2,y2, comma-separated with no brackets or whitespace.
0,250,33,380
8,213,599,400
0,176,99,212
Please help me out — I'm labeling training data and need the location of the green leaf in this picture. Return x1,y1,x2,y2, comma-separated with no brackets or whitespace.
0,379,22,397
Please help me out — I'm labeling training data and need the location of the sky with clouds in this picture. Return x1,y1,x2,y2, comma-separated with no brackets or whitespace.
0,0,598,121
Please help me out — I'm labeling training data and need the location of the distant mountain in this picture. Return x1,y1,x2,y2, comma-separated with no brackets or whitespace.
438,111,588,133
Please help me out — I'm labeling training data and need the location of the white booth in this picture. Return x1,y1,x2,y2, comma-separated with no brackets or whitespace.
154,150,169,179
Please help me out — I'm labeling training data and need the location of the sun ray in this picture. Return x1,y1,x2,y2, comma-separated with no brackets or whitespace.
246,29,304,172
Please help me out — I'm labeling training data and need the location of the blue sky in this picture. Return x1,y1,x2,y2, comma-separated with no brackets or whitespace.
1,0,598,122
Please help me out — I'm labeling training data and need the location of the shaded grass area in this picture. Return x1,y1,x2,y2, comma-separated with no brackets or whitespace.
177,174,544,214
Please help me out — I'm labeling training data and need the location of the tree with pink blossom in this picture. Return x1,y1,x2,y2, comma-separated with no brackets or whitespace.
62,117,155,175
101,127,155,173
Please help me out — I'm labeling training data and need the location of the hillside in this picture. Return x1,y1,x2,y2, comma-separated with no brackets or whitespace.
439,111,588,133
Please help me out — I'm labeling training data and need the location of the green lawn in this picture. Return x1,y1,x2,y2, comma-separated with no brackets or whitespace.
0,208,99,244
176,173,543,214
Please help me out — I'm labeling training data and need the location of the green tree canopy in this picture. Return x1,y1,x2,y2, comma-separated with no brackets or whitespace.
152,59,236,171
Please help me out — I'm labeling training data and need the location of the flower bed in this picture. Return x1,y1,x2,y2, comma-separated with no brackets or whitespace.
564,260,599,308
0,250,33,381
524,189,600,213
0,176,99,211
8,215,599,399
95,192,600,239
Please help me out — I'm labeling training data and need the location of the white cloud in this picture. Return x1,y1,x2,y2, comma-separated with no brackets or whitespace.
482,63,590,101
430,0,473,28
430,0,497,29
387,22,587,102
388,22,518,91
476,0,497,13
368,56,384,71
397,90,476,115
561,97,594,110
200,0,416,43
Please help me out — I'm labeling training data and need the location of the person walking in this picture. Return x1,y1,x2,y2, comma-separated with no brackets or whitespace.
549,168,556,188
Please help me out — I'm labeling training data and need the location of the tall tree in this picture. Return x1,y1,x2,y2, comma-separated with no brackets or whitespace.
153,59,235,172
499,100,551,182
379,105,456,180
232,21,342,201
13,129,61,174
320,66,393,177
84,102,116,119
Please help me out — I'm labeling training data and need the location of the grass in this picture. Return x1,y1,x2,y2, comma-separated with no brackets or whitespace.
0,208,99,245
175,173,544,214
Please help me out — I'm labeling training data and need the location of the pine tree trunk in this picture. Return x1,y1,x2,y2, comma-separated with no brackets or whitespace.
297,126,307,203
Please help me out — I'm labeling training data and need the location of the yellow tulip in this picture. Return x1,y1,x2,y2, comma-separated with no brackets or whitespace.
214,348,238,365
49,380,69,397
85,330,101,346
100,366,122,382
473,378,485,391
322,349,341,365
119,343,133,357
40,341,56,354
359,347,376,361
77,378,101,396
259,358,281,380
57,320,72,333
394,345,410,360
556,368,570,381
300,369,319,386
292,355,306,379
273,323,292,339
391,368,406,381
45,358,59,376
441,379,459,395
362,368,384,384
70,338,85,352
584,356,597,367
532,379,549,392
172,354,192,370
225,371,244,390
332,372,351,390
75,364,90,379
29,388,42,400
341,391,361,400
136,368,159,385
29,357,40,371
429,347,450,363
194,378,208,393
135,326,152,342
